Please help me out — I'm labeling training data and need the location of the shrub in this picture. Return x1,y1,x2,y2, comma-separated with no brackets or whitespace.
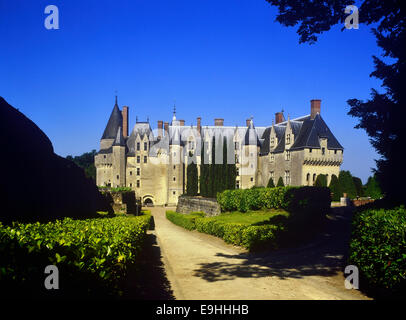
314,174,327,187
165,211,204,230
277,177,284,187
267,178,275,188
329,174,341,201
349,206,406,298
0,214,151,298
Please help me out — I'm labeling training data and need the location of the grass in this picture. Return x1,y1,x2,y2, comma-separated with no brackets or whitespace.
209,209,289,226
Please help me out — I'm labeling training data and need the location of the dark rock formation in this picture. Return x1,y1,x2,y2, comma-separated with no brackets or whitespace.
0,97,111,223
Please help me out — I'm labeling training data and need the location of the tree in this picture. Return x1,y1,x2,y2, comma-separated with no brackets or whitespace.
364,174,383,200
329,174,341,201
267,177,275,188
186,152,198,196
66,149,97,181
265,0,404,203
338,170,357,199
352,176,364,198
277,176,284,187
314,174,328,187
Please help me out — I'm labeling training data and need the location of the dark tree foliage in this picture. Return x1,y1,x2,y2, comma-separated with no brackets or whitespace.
277,176,285,187
314,174,328,187
267,177,275,188
199,138,208,196
352,176,364,197
66,149,97,181
329,174,341,201
187,152,198,196
364,174,383,199
265,0,405,203
338,170,357,199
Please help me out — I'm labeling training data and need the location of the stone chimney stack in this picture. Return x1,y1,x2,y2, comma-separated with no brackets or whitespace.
164,122,169,136
197,117,201,133
158,120,163,139
310,99,321,119
275,112,284,124
122,106,129,138
214,118,224,126
246,119,251,127
179,120,185,126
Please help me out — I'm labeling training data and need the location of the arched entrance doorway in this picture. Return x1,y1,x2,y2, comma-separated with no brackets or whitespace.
143,197,154,207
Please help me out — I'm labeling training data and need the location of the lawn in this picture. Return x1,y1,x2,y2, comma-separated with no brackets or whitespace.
208,209,289,226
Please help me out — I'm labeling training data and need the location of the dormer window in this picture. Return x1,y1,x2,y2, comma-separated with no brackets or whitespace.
322,147,325,155
286,134,291,145
270,137,275,148
137,142,140,151
285,151,291,161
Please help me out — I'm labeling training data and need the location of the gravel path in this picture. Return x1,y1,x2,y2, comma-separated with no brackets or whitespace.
150,206,371,300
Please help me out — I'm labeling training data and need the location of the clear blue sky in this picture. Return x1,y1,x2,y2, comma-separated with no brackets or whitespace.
0,0,383,183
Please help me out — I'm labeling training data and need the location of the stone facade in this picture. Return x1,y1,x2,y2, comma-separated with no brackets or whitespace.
176,196,221,216
95,98,344,206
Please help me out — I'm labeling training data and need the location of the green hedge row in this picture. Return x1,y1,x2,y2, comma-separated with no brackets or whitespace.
166,211,282,250
217,186,331,215
0,214,152,298
349,206,406,297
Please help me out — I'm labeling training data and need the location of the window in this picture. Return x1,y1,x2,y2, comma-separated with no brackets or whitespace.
250,177,254,182
250,153,253,157
234,142,239,150
270,154,275,162
136,180,140,188
251,164,254,168
236,181,240,189
285,171,291,185
137,156,140,163
322,147,325,155
130,171,132,176
189,140,195,150
173,165,176,170
270,171,274,179
137,168,140,176
270,137,275,148
334,149,337,154
313,174,316,182
173,191,176,195
236,168,239,176
173,177,176,181
144,156,147,163
286,134,291,145
116,175,119,180
235,154,239,164
129,183,132,187
285,151,291,161
306,173,310,181
144,142,148,151
309,148,312,153
104,155,106,159
137,142,140,151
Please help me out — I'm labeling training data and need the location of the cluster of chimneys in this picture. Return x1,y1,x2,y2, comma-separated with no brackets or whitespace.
120,99,321,139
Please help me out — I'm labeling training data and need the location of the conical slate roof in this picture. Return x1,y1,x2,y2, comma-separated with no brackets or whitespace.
113,126,125,147
101,97,123,139
244,119,260,146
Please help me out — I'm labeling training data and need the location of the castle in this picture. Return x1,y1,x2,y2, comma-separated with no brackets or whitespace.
95,97,343,206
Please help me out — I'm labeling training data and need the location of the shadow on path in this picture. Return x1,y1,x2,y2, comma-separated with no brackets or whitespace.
193,207,354,283
121,232,175,300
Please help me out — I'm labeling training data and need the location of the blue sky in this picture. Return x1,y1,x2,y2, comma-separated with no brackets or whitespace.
0,0,384,183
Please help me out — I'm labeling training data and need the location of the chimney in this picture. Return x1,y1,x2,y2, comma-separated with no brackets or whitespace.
197,117,201,133
179,120,185,126
214,118,224,126
275,112,284,124
122,106,129,138
246,119,251,127
164,122,169,135
310,99,321,119
157,120,163,139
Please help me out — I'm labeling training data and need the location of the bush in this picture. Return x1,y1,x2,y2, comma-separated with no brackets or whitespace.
267,177,275,188
314,174,327,187
349,206,406,298
277,177,284,187
0,214,151,298
165,211,204,230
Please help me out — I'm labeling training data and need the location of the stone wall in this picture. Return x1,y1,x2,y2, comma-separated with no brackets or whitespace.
102,190,141,215
176,196,221,216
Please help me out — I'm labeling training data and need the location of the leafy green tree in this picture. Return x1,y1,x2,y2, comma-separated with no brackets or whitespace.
265,0,404,203
276,177,284,187
352,176,364,198
267,177,275,188
364,174,383,200
186,152,198,196
314,174,328,187
66,150,97,181
329,174,341,201
338,171,357,199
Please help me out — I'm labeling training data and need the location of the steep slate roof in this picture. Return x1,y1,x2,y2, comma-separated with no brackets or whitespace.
101,99,123,140
243,120,261,146
290,114,343,150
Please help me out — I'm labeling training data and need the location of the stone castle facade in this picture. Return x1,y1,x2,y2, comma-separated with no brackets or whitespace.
95,97,343,206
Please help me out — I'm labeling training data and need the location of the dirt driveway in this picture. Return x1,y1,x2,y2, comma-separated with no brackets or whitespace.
149,207,371,300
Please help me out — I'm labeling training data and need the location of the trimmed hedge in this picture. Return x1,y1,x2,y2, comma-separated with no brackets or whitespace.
166,211,282,251
166,211,204,230
349,206,406,297
0,214,152,298
217,186,331,216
